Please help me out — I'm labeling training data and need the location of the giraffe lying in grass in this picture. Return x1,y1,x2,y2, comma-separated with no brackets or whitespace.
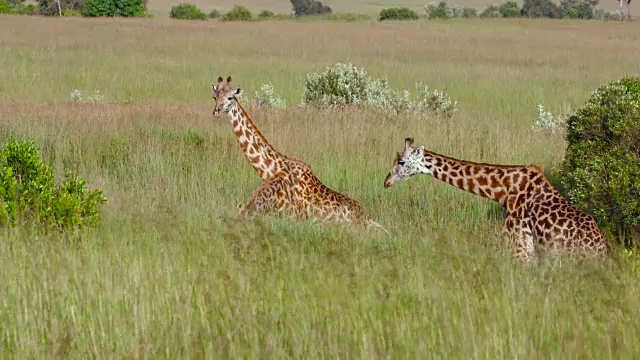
212,76,388,234
383,137,609,262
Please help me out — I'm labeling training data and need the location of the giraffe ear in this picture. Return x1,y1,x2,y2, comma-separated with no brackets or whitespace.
404,137,414,150
217,76,223,83
211,84,217,93
226,76,232,83
234,88,243,97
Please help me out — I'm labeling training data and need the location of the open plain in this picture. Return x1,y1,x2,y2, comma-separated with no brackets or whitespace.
1,13,640,358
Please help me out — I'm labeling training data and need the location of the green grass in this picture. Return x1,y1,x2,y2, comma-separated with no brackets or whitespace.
1,15,640,357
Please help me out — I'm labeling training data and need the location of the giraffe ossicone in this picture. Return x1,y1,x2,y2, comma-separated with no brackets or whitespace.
211,75,389,235
384,137,609,262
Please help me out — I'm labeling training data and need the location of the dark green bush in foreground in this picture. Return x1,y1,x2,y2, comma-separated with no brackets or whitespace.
379,7,419,21
0,139,106,231
561,76,640,247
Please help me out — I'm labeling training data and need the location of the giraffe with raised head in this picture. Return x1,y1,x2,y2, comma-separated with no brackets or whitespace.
211,75,388,234
383,137,609,262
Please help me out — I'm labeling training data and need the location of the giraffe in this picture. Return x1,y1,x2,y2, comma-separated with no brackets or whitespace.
211,76,389,234
383,137,609,262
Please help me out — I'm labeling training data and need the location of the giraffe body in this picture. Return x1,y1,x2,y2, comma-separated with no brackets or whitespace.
384,137,609,262
212,76,388,234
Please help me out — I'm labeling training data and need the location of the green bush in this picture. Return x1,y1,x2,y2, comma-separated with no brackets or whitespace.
62,8,81,15
83,0,147,17
0,0,14,13
521,0,560,18
560,76,640,247
208,8,220,18
14,3,39,14
379,7,419,21
303,62,458,117
559,0,596,19
480,4,501,17
257,9,274,18
426,1,451,19
499,1,520,17
0,139,106,232
169,3,206,20
290,0,332,16
221,5,252,21
461,7,478,17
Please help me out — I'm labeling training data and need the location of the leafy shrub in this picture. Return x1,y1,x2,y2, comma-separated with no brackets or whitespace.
560,76,640,247
521,0,560,18
425,1,451,19
62,8,80,15
14,3,39,14
0,0,13,13
222,5,252,21
480,4,501,17
83,0,147,17
560,0,596,19
593,8,621,20
290,0,332,16
532,104,568,134
302,62,458,117
379,7,419,20
37,0,74,15
0,139,106,232
462,7,478,17
257,9,274,18
499,1,520,17
208,8,220,18
253,84,286,109
169,3,206,20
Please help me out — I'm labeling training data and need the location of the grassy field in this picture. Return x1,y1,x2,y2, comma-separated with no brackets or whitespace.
1,14,640,358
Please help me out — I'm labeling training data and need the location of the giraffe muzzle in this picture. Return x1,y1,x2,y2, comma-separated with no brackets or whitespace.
383,174,393,188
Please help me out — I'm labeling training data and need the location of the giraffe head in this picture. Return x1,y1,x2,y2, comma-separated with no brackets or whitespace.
212,75,244,117
383,137,431,188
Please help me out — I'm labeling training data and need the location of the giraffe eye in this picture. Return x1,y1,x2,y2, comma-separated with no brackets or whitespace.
398,161,405,166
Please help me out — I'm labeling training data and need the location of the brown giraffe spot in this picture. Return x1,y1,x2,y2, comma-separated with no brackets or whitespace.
532,175,545,186
466,178,475,191
477,176,488,186
456,178,464,189
490,176,500,188
494,190,506,202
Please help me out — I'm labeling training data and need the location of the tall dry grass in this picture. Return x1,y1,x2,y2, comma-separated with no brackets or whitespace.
0,15,639,357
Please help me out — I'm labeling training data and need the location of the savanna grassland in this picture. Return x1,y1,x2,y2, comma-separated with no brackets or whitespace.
1,14,640,358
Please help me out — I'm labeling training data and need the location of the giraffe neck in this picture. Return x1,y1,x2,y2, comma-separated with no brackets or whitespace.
424,150,526,206
227,100,289,180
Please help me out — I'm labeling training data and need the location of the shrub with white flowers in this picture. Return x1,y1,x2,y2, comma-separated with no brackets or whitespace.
302,62,458,118
69,89,104,104
253,83,287,109
532,104,567,134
